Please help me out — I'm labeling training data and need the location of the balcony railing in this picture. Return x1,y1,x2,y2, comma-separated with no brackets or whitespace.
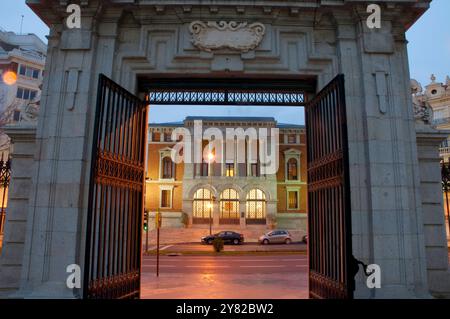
440,147,450,155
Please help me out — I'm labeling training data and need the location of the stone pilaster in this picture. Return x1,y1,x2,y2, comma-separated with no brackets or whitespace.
0,125,36,297
416,125,450,298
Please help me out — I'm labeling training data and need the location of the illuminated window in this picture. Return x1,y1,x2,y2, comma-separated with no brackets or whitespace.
220,188,239,219
246,189,266,220
193,188,213,220
288,190,299,210
226,163,234,177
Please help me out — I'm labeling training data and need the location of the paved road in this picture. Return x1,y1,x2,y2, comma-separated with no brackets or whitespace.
142,254,307,274
141,254,308,299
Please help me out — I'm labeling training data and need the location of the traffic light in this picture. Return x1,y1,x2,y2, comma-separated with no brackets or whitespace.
143,211,148,231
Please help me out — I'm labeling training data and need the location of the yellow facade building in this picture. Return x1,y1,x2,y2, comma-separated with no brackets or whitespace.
145,116,307,231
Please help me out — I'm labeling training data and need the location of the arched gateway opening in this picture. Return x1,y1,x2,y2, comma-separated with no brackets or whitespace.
0,0,441,301
83,73,353,299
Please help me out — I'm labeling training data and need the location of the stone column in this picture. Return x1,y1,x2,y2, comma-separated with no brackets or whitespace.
239,201,246,228
212,199,220,227
0,125,36,297
415,123,450,298
14,4,117,298
334,15,430,298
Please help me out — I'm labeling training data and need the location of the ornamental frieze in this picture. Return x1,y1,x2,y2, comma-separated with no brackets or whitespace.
189,21,265,53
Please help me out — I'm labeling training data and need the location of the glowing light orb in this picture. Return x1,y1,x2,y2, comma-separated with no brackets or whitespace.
2,71,17,85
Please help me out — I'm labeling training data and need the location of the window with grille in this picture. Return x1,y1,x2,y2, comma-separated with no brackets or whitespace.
287,158,298,180
246,188,266,219
288,191,299,209
220,188,239,219
193,188,213,219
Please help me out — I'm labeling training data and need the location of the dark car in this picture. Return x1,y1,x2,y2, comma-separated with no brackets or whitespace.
201,231,244,245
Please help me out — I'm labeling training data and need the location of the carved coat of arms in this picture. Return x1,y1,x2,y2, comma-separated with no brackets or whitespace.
189,21,265,52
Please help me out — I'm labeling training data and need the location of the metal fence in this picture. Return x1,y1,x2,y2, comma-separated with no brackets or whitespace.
0,155,11,236
441,160,450,240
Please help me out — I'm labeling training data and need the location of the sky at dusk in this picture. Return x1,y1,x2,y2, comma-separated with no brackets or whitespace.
1,0,449,125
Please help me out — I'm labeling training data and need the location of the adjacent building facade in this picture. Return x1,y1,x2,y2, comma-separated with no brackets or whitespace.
412,75,450,160
412,75,450,241
146,116,307,231
0,30,46,125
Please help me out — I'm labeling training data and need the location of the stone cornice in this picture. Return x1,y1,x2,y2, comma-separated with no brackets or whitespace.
27,0,430,32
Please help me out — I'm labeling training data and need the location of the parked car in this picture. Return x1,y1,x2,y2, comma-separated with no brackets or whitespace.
259,230,293,245
201,231,244,245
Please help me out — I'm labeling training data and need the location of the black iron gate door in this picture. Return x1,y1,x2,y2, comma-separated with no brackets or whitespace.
306,74,354,299
84,74,148,299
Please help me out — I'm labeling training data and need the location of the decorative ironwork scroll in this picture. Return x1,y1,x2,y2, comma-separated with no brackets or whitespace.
84,74,148,299
306,74,354,299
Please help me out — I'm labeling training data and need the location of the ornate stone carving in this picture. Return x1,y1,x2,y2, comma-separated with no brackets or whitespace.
411,79,432,125
19,92,40,123
189,21,265,52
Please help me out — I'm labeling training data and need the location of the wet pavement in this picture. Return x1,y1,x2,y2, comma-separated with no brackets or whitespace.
141,254,308,299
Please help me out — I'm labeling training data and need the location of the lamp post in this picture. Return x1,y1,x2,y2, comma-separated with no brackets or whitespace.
208,151,215,235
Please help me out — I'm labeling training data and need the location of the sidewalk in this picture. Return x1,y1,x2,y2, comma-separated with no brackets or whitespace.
142,226,306,245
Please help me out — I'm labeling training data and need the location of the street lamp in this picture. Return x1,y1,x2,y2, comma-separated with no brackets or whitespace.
208,151,215,235
2,71,17,86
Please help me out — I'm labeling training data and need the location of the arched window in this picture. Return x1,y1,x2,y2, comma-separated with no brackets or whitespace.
162,156,174,179
246,189,266,223
220,188,239,222
192,188,213,223
287,158,298,180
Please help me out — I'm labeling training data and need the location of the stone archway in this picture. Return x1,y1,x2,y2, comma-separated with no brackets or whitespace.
0,0,442,299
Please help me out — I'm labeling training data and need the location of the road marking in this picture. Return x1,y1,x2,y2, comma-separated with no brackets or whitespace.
160,245,173,251
239,265,283,268
185,265,230,268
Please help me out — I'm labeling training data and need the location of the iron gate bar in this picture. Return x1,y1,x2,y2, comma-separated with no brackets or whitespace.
306,74,353,299
84,74,148,299
441,160,450,238
0,155,11,236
